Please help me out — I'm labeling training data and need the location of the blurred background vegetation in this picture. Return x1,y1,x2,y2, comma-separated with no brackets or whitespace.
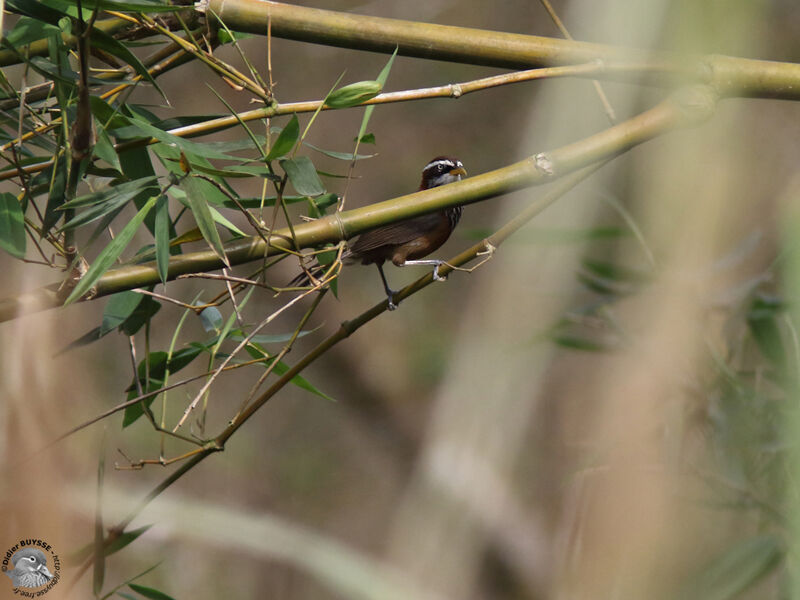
1,0,800,599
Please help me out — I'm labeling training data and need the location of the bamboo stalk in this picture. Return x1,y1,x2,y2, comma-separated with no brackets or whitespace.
0,18,131,67
0,86,716,323
200,0,800,99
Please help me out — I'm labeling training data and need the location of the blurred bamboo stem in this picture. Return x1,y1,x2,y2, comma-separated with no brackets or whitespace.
201,0,800,99
0,86,716,323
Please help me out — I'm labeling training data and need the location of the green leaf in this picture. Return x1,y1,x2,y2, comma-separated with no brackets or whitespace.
678,534,783,600
182,176,229,265
154,195,170,284
356,48,396,143
43,153,68,232
93,124,122,172
747,294,786,371
122,347,202,426
101,291,144,335
128,583,176,600
206,204,246,237
105,525,153,557
88,25,163,96
325,80,382,108
280,156,325,197
115,114,239,162
66,525,153,566
218,29,251,44
6,16,60,46
59,181,157,232
119,295,161,336
0,192,26,259
359,133,376,144
552,335,608,352
199,306,223,332
305,143,376,161
245,344,335,402
61,176,160,209
220,195,315,209
265,114,299,161
64,196,158,305
46,0,179,13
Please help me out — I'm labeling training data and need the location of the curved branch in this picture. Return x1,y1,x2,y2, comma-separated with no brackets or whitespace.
0,86,717,323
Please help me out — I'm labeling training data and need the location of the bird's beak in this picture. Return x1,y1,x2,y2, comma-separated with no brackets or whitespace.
37,565,53,580
449,167,467,177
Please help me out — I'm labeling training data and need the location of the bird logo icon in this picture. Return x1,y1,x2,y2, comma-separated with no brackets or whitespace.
4,547,53,589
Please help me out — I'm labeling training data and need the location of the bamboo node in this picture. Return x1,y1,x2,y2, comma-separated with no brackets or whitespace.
533,152,555,176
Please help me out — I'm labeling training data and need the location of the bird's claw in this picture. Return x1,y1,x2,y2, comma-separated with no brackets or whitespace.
386,291,398,311
432,264,447,282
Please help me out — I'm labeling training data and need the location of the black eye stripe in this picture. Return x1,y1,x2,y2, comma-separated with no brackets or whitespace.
424,160,456,174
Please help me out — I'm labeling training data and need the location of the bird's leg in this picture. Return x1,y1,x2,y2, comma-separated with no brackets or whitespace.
400,259,448,281
376,263,398,310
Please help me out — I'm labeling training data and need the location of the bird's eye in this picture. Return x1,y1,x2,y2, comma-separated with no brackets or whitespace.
26,557,35,562
437,165,444,172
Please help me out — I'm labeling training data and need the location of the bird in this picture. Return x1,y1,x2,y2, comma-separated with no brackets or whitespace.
4,548,53,589
293,156,467,310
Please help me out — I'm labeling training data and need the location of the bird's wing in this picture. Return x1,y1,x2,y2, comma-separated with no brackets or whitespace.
349,213,442,253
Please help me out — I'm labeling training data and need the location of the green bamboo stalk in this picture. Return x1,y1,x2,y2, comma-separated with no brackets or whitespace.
0,18,131,67
200,0,800,100
0,86,716,324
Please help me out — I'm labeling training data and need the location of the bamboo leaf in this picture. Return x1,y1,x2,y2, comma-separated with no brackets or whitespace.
679,534,783,600
305,142,376,161
0,192,26,259
128,583,176,600
93,435,106,597
45,0,178,13
199,306,223,332
119,296,161,336
356,48,397,143
100,291,143,335
66,525,153,566
182,176,229,265
245,344,335,402
280,156,324,197
64,196,157,305
154,195,170,284
265,114,299,160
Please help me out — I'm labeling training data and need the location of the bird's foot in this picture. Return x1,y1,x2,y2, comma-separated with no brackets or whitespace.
385,289,399,311
432,263,447,282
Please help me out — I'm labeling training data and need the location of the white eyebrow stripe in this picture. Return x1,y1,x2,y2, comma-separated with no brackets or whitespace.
424,159,457,171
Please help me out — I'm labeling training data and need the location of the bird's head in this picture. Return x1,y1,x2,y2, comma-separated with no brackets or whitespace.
419,156,467,190
9,549,52,580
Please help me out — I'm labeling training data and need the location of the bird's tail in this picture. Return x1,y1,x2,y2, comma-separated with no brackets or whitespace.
287,259,328,289
287,250,347,289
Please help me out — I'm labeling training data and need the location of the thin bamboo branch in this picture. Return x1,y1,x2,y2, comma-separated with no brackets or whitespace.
199,0,800,100
0,86,717,324
538,0,617,123
0,60,656,182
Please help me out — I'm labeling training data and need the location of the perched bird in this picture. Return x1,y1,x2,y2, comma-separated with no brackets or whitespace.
4,548,53,589
294,156,467,309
